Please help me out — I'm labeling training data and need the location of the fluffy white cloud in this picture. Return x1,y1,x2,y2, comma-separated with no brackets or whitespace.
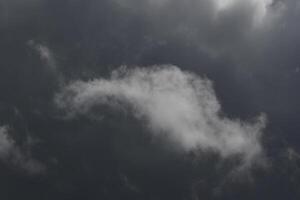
56,65,266,167
0,126,45,174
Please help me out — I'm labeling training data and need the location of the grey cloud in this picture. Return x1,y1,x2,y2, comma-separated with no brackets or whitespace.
0,126,45,174
28,40,57,71
112,0,285,58
0,126,15,158
56,65,266,167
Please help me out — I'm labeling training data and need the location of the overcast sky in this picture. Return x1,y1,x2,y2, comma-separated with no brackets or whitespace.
0,0,300,199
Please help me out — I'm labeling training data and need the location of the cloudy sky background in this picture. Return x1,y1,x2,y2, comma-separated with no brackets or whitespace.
0,0,300,199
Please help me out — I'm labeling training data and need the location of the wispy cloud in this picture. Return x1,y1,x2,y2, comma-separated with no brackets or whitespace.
0,126,45,174
56,65,266,167
28,40,57,71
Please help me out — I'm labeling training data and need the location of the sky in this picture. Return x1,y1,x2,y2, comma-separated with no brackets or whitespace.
0,0,300,199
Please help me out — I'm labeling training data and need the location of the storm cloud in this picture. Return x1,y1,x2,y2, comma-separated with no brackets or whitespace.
0,0,300,199
112,0,285,58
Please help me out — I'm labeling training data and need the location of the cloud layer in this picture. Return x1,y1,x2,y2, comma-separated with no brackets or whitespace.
56,65,266,166
111,0,286,61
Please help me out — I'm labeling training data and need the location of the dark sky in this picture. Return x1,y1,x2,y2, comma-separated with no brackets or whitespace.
0,0,300,199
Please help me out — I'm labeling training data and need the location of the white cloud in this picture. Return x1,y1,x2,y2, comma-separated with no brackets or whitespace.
213,0,275,27
56,65,266,167
214,0,272,18
0,126,45,174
